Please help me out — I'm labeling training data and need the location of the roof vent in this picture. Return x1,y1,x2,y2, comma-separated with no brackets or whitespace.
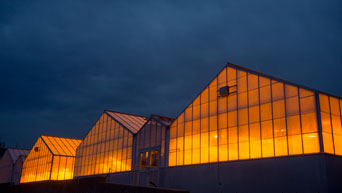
219,86,229,97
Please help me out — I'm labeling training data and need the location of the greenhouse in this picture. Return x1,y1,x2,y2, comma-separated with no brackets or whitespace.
74,110,147,177
20,136,81,183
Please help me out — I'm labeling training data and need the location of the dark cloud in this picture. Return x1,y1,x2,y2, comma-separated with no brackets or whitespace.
0,0,341,148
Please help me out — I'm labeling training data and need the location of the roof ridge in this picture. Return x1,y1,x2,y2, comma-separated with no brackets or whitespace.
104,110,147,119
226,62,342,99
40,134,82,141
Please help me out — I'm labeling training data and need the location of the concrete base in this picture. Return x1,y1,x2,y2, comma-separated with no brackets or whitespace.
158,154,341,193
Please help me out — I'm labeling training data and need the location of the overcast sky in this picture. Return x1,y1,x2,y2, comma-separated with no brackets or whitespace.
0,0,341,149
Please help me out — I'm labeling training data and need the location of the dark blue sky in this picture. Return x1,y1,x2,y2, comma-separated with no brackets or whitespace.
0,0,341,149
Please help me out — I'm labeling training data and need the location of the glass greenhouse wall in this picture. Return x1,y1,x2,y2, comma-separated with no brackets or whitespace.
168,64,321,166
319,94,342,155
74,111,146,177
135,115,174,169
20,136,81,183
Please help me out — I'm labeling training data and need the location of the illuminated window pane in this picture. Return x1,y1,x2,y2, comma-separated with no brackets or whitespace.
285,84,298,98
260,103,272,121
210,131,218,147
228,95,237,111
248,89,259,107
323,132,334,154
219,145,228,161
272,83,284,101
192,149,200,164
238,108,248,125
227,67,236,81
286,97,299,116
219,128,228,145
238,92,248,109
218,97,227,114
218,67,227,84
218,113,227,129
169,152,177,166
288,135,303,155
185,106,192,121
209,101,217,116
273,118,286,137
169,139,176,151
299,89,314,98
201,133,209,148
332,115,342,135
209,116,217,131
248,74,258,90
201,103,209,118
272,100,285,118
209,86,217,102
201,87,209,104
198,117,207,133
261,120,273,139
249,106,260,123
250,140,261,158
201,148,209,163
302,133,320,153
259,77,270,88
193,134,201,149
228,111,237,127
185,122,192,136
177,123,184,137
330,97,340,115
239,125,249,142
238,70,246,78
250,123,260,141
184,150,191,165
274,137,288,156
184,135,192,150
190,120,199,135
301,113,318,133
209,146,218,162
239,142,249,159
319,94,330,113
321,112,332,133
238,76,247,93
260,86,271,104
334,135,342,155
177,137,184,152
193,105,200,120
262,139,274,157
300,96,316,114
177,151,184,165
228,127,238,144
228,143,238,160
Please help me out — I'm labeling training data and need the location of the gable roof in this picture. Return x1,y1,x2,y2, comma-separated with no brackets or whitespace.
105,110,147,134
6,148,29,164
40,135,82,157
150,114,175,127
171,62,342,126
228,62,341,99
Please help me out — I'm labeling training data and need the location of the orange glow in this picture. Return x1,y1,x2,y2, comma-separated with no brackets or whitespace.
20,136,81,183
168,65,323,168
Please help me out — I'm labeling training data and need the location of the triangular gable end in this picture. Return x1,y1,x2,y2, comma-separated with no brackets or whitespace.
105,110,147,134
169,62,320,166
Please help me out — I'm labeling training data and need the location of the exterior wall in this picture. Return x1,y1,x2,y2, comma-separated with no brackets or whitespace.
169,65,320,167
0,152,13,183
159,154,341,193
319,93,342,155
12,157,25,184
20,138,53,183
74,113,133,177
135,119,167,169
